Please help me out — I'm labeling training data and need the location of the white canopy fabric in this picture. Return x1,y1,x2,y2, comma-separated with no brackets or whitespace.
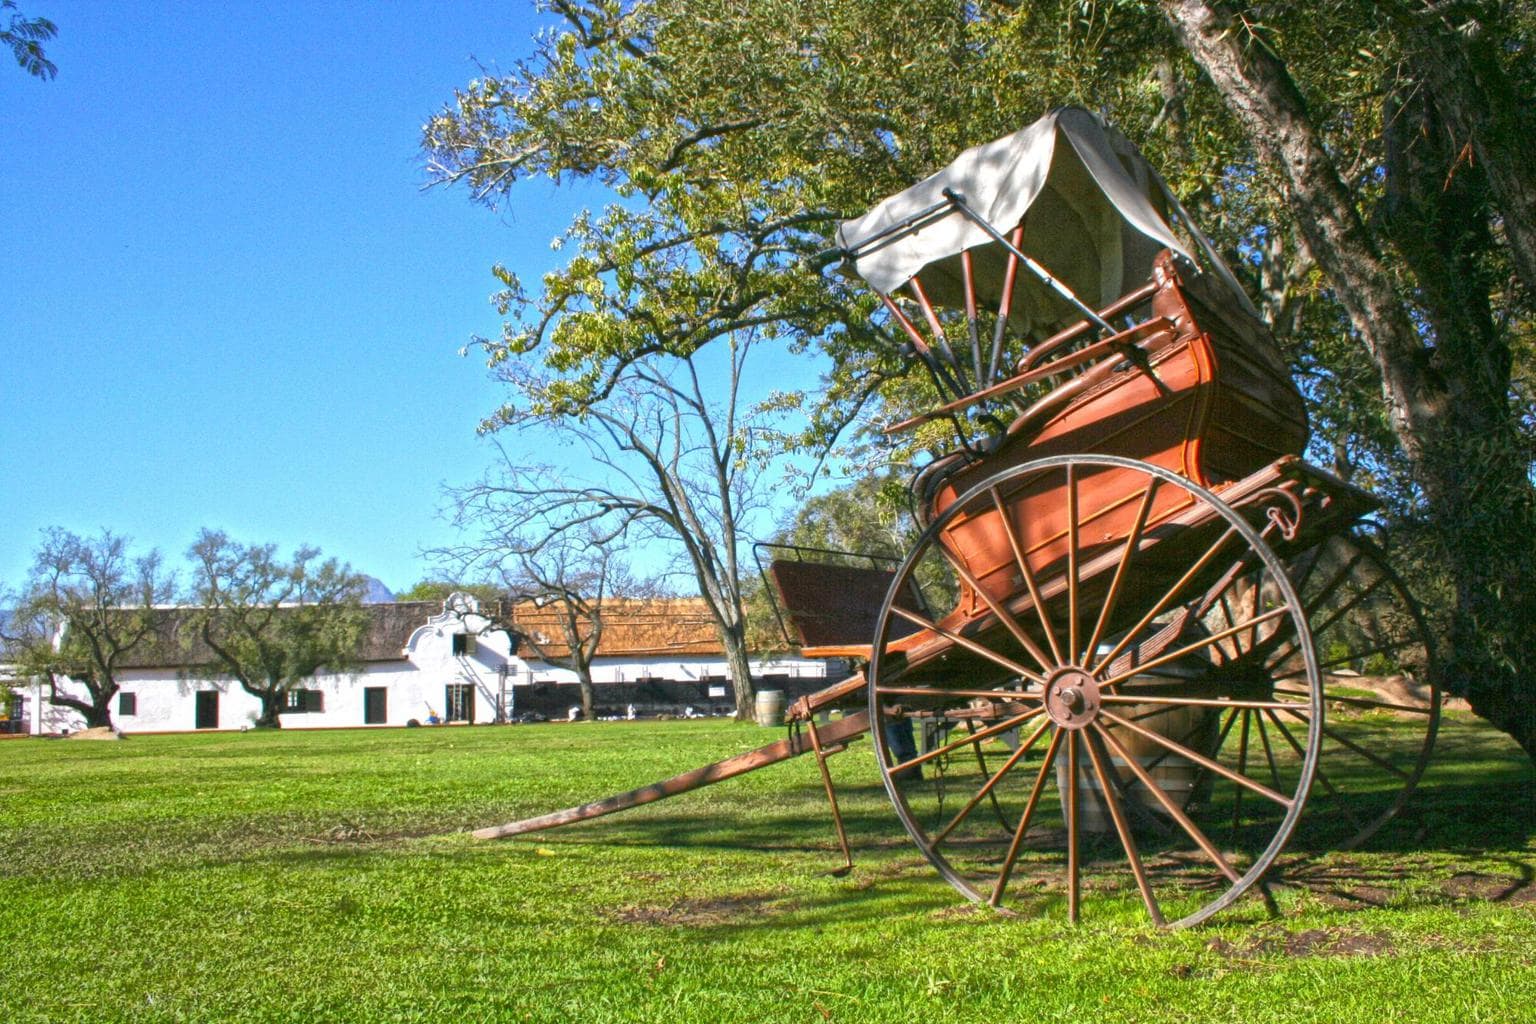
836,108,1205,337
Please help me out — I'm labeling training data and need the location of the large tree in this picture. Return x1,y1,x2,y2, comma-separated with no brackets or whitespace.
432,524,635,723
1153,0,1536,755
500,538,629,724
8,528,172,730
427,0,1536,756
448,337,784,719
185,530,369,729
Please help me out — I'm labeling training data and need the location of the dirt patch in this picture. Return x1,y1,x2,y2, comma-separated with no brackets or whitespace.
1206,926,1396,960
65,726,124,741
929,901,996,921
301,823,435,845
607,891,787,927
1443,871,1536,904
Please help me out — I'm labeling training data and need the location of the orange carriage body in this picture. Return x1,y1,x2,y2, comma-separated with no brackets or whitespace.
929,252,1309,626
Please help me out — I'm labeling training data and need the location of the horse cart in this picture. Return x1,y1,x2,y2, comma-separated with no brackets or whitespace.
475,108,1442,928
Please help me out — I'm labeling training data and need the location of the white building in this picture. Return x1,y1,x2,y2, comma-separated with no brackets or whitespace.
17,594,833,735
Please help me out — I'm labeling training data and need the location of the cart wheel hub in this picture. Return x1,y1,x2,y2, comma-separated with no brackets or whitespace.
1044,667,1101,729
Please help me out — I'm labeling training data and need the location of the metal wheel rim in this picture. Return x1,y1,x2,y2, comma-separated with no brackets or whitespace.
867,454,1323,929
1275,529,1442,850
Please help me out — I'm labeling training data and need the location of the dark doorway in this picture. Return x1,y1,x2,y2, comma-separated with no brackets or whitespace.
363,687,387,725
445,683,474,723
194,690,219,730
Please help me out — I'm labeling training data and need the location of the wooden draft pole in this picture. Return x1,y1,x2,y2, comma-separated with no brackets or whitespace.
473,708,871,841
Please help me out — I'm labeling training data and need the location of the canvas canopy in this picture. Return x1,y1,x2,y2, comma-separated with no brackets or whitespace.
836,108,1237,339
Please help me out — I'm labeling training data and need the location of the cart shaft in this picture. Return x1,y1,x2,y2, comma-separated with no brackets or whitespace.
473,709,871,840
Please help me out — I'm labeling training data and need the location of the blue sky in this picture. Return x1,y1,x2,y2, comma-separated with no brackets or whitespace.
1,1,824,595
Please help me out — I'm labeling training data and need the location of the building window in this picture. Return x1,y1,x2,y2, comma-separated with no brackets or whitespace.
0,690,24,734
282,689,324,714
451,633,476,656
118,692,137,716
444,683,474,723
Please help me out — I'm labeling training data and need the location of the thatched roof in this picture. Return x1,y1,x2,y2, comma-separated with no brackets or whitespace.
506,597,721,659
77,597,723,670
103,602,439,669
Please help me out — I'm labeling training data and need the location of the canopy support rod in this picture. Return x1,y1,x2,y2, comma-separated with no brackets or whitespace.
945,189,1169,398
988,224,1025,386
837,196,958,262
879,294,972,404
941,188,1115,336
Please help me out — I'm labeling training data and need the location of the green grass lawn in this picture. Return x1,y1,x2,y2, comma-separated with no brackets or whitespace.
3,714,1534,1023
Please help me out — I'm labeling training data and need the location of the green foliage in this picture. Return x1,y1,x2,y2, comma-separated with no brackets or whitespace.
394,579,504,605
6,528,173,728
185,530,369,729
1,717,1534,1021
2,0,55,80
772,472,911,561
429,1,1536,754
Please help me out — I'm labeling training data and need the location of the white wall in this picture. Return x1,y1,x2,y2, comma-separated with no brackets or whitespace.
25,596,832,734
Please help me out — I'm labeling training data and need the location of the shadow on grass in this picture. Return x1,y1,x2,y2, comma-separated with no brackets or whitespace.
389,731,1536,930
202,714,1536,935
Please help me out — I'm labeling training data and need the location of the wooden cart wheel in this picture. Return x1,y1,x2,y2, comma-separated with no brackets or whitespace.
1195,530,1441,850
868,455,1323,928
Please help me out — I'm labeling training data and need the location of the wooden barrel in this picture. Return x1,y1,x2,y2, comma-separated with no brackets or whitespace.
1060,696,1218,834
754,690,785,728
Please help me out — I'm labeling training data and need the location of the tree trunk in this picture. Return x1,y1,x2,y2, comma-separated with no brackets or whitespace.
719,619,756,720
1378,70,1536,763
252,689,283,729
46,677,114,730
1158,0,1436,445
576,667,595,722
1395,3,1536,299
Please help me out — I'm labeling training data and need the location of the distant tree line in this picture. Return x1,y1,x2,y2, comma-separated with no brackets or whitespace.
1,528,369,731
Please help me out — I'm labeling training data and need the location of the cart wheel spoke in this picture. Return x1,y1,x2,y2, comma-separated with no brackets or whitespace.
1095,606,1294,689
1067,463,1082,663
1253,709,1286,794
1272,686,1434,717
964,717,1024,834
935,542,1055,676
1231,710,1253,833
1272,533,1442,848
1066,730,1081,923
1083,480,1160,668
1083,726,1166,926
989,726,1064,906
933,716,1052,846
888,604,1040,680
885,708,1042,777
871,456,1321,929
1093,721,1243,884
990,483,1065,665
1092,525,1244,675
1099,707,1293,808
